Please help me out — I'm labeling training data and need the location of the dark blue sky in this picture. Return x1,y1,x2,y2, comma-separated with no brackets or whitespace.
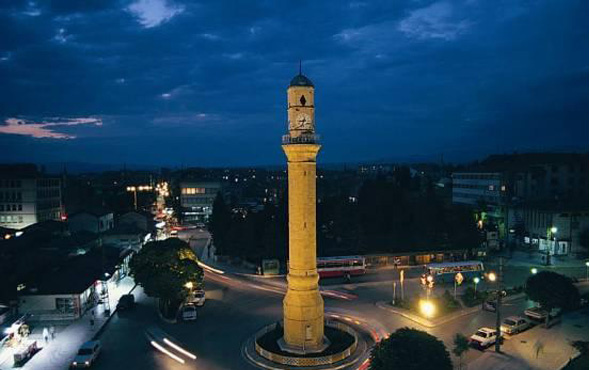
0,0,587,167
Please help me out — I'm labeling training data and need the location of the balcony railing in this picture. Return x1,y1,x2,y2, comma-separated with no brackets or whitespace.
282,133,320,145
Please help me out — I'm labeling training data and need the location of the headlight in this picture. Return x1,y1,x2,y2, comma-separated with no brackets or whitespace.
85,361,90,365
73,362,77,365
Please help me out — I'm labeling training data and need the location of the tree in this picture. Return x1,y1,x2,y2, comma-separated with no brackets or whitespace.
453,333,470,370
209,192,231,255
129,238,203,317
369,327,452,370
525,271,579,326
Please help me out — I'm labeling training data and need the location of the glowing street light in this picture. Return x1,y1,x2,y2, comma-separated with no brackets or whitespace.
488,272,497,282
420,299,435,318
184,282,194,290
531,268,538,275
473,277,480,298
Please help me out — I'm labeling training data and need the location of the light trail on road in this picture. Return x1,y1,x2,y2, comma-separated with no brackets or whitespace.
163,338,197,360
150,340,185,364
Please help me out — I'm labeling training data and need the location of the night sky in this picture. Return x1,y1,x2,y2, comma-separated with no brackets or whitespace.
0,0,587,167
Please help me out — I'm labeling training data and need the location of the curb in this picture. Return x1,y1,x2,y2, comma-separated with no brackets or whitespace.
556,350,581,370
375,301,480,328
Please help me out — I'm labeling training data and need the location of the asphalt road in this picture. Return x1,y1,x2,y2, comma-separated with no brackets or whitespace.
92,230,588,370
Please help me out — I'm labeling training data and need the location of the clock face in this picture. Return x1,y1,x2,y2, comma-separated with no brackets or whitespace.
293,113,313,130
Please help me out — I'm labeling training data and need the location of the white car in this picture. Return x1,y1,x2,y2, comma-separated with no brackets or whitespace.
500,316,530,335
524,306,561,322
71,340,101,368
188,290,206,307
470,327,497,349
181,304,197,321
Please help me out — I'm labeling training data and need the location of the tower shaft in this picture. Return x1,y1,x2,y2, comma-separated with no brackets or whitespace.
282,143,324,352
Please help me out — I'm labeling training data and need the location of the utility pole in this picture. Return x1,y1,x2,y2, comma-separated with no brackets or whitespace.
495,257,504,353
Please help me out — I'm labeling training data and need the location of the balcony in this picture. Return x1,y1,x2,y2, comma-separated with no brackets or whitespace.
282,133,320,145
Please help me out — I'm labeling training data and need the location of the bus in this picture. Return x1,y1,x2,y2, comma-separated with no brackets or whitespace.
426,260,484,283
317,256,366,279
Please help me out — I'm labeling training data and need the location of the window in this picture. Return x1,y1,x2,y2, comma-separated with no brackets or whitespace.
56,298,74,313
18,204,22,211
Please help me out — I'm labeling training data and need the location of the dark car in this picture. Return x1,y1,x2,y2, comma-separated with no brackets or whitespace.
116,294,135,311
482,300,497,312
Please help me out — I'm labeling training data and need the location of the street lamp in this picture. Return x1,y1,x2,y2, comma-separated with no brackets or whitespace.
420,299,435,318
488,272,497,282
184,282,194,290
531,268,538,275
546,226,557,266
473,277,480,298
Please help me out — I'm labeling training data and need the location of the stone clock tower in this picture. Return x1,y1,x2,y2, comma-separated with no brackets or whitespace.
280,71,326,353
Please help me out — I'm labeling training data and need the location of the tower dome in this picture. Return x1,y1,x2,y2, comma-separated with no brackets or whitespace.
289,73,314,87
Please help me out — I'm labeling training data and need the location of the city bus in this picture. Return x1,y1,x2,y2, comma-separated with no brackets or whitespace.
317,256,366,279
426,260,485,283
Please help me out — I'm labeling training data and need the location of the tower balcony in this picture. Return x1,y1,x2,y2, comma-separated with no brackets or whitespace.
282,133,320,145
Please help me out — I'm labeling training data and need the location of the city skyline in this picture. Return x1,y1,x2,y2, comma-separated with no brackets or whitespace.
0,1,587,166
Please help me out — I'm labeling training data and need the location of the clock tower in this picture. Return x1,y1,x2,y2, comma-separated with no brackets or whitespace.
281,71,326,353
287,72,315,137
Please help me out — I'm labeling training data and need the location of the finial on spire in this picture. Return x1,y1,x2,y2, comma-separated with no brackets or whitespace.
299,60,302,75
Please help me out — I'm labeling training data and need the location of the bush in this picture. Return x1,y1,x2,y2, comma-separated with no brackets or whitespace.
461,287,488,307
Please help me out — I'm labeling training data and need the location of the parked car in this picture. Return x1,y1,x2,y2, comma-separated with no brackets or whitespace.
188,290,206,307
470,327,497,349
500,316,530,335
482,300,497,312
181,304,197,321
71,340,101,368
116,294,135,311
524,306,561,322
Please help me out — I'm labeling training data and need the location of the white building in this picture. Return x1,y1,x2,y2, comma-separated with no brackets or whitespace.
68,208,114,234
179,181,221,223
0,165,63,229
452,172,506,206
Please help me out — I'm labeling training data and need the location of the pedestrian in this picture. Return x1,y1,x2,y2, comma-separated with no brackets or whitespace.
534,340,545,359
49,326,55,340
42,327,49,344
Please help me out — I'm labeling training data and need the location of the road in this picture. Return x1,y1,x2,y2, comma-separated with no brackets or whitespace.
92,229,588,370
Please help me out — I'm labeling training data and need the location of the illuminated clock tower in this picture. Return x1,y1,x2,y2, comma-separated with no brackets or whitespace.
281,71,326,352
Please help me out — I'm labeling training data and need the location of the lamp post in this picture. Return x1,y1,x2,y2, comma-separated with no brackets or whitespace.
126,185,153,210
531,268,538,275
546,226,557,266
473,277,480,298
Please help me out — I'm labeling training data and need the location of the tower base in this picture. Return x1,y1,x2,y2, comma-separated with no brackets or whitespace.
277,335,330,355
245,320,365,368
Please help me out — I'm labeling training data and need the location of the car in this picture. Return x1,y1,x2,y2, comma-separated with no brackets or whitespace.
71,340,101,368
470,327,497,349
524,306,561,322
188,290,205,307
181,304,197,321
500,316,530,335
482,300,497,312
116,294,135,311
195,222,206,228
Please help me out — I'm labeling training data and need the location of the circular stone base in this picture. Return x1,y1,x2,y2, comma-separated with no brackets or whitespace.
243,320,369,369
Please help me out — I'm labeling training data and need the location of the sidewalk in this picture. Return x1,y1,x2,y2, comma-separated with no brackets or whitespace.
1,277,136,370
467,309,588,370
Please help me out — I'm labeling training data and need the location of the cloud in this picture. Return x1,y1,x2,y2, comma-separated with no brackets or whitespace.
0,117,102,139
53,28,71,43
398,1,471,41
126,0,184,28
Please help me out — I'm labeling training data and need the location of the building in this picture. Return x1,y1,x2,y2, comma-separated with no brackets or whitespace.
179,181,221,223
18,247,132,321
0,164,63,229
119,210,154,232
452,172,506,207
68,207,114,234
102,224,149,251
509,202,589,257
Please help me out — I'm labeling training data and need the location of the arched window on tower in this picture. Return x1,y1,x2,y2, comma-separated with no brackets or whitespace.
300,95,306,106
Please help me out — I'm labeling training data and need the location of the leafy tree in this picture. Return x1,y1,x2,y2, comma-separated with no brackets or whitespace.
369,327,452,370
525,271,579,326
453,333,470,370
129,238,203,317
